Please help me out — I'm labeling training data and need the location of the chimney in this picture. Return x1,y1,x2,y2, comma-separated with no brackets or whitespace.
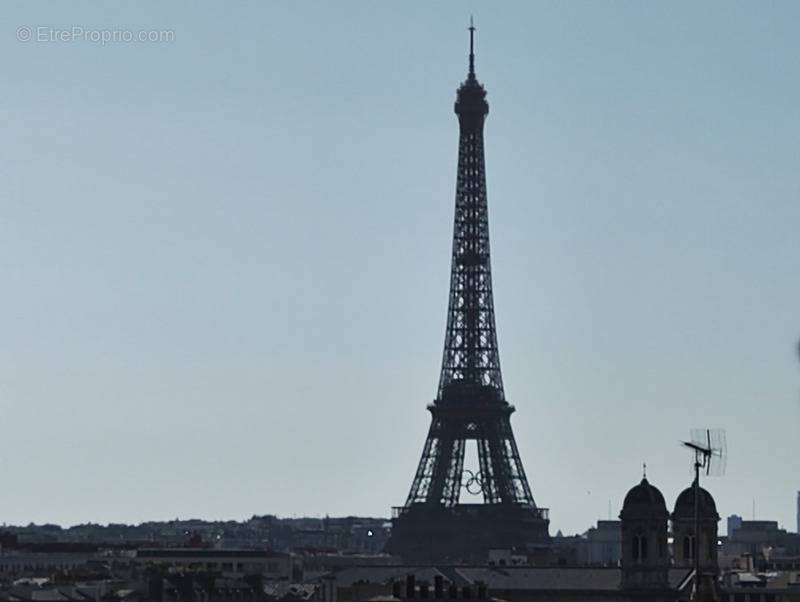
406,575,416,599
434,576,444,599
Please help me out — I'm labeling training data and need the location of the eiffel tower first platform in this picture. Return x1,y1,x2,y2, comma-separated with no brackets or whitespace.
385,25,550,563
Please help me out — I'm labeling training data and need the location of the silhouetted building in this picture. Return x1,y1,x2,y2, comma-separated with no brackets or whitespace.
727,514,743,537
672,483,720,571
582,520,622,565
619,477,671,595
0,550,94,576
135,549,295,580
723,520,800,560
671,481,721,602
720,569,800,602
386,22,549,564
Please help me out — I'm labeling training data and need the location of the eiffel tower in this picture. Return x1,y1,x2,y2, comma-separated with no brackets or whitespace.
385,23,550,562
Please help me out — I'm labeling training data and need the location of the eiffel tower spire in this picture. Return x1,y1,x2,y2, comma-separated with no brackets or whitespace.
468,16,476,78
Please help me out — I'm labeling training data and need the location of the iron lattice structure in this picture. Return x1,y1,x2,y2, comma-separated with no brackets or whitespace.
401,26,540,513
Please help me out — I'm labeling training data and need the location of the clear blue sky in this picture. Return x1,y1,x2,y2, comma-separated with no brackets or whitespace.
2,2,799,535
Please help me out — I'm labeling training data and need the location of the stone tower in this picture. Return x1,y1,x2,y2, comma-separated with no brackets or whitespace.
672,481,720,601
620,476,670,591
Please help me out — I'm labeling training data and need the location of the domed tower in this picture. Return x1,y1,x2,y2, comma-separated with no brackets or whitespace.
619,475,670,590
671,481,720,571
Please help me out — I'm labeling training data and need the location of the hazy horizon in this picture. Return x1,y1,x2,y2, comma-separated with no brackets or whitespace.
2,1,799,536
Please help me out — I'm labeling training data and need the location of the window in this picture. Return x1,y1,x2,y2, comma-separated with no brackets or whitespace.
632,536,640,560
641,536,648,560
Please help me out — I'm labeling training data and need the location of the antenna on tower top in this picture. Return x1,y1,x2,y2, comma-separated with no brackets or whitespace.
468,17,476,77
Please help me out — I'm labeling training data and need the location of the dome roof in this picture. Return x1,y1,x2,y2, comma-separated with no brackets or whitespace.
621,477,668,519
673,483,719,519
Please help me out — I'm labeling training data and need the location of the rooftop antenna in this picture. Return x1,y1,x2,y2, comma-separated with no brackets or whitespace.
683,429,727,478
681,428,727,601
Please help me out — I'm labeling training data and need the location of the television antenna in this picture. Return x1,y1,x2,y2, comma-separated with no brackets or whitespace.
681,428,727,601
683,428,727,478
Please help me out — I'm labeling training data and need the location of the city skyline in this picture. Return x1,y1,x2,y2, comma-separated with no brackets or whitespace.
2,2,799,535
